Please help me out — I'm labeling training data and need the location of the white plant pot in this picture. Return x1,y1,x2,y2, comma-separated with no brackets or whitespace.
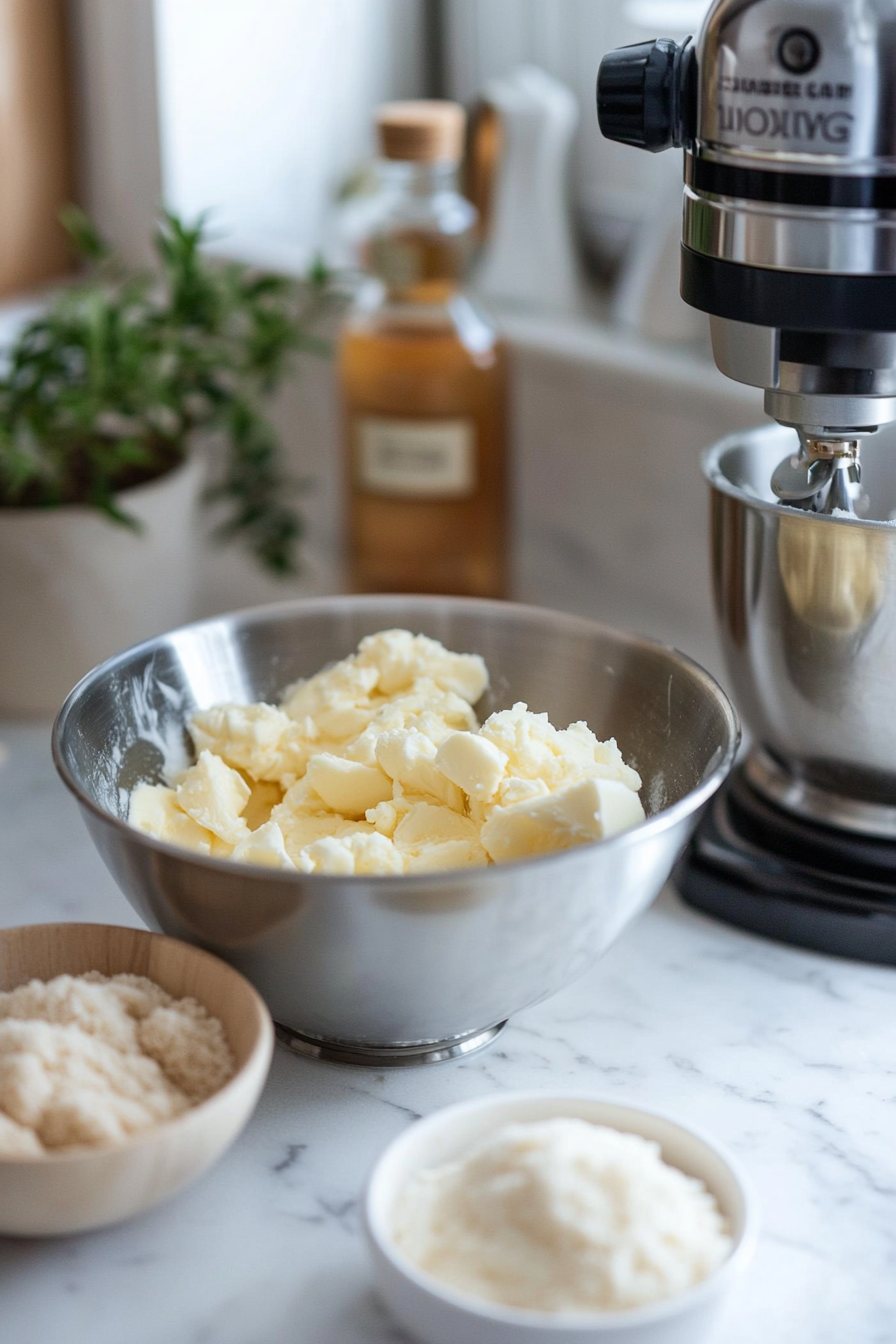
0,454,203,715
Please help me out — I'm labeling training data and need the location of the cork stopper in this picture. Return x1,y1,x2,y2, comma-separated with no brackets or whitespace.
376,100,466,163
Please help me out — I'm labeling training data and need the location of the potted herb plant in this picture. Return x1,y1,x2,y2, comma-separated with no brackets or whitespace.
0,209,334,713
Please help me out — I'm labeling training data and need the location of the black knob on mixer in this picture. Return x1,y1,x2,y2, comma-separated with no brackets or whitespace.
597,38,694,153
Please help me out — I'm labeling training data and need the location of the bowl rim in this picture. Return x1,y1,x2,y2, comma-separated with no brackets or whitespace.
703,425,896,530
51,594,740,888
363,1089,760,1333
0,921,274,1166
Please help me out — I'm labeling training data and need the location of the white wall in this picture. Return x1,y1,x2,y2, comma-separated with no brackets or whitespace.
69,0,427,269
443,0,712,270
64,0,428,608
68,0,163,265
153,0,426,271
504,314,762,680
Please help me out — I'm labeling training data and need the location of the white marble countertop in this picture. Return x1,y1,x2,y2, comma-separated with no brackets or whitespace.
1,720,894,1344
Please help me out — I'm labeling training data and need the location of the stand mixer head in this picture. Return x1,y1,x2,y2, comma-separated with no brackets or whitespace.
597,0,896,518
598,2,896,961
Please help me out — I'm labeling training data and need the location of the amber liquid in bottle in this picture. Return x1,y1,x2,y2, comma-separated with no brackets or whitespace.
339,165,508,598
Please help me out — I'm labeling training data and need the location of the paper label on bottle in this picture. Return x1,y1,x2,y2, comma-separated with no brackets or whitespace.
356,417,476,498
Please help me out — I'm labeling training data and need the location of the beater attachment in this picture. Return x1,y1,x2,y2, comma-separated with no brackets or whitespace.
771,438,864,517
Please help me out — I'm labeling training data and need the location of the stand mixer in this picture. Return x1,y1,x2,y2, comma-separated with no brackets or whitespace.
598,0,896,962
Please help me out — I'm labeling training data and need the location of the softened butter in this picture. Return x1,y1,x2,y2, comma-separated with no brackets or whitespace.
129,629,645,875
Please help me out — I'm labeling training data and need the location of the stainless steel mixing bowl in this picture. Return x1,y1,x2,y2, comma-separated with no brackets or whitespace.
706,424,896,836
53,596,738,1066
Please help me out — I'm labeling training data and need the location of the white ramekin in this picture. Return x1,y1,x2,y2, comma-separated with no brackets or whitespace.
363,1091,759,1344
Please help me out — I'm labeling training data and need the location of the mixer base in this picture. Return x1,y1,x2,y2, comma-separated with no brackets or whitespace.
677,767,896,965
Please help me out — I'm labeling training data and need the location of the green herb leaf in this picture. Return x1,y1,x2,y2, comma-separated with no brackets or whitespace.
0,209,342,575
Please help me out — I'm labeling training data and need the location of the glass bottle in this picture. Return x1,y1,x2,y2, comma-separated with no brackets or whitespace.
339,100,508,598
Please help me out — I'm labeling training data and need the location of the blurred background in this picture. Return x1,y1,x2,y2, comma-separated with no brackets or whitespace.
0,0,766,713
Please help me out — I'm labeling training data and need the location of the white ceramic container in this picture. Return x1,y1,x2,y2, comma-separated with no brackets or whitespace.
0,454,202,715
0,921,273,1236
364,1092,759,1344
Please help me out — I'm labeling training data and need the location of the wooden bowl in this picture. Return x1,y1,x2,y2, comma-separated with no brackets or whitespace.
0,923,274,1236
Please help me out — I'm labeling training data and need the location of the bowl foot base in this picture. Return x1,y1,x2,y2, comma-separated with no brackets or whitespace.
274,1020,507,1068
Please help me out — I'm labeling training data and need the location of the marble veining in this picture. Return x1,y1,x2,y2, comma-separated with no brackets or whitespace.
1,722,895,1344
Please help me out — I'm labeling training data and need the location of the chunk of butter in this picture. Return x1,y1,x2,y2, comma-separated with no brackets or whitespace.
129,782,216,855
304,753,393,818
393,801,482,851
356,629,488,701
343,831,405,875
480,702,642,794
296,830,404,876
175,750,251,845
405,839,489,871
480,777,646,863
297,835,356,875
190,702,292,781
231,821,295,870
435,731,508,800
271,803,374,863
376,729,465,811
128,630,645,878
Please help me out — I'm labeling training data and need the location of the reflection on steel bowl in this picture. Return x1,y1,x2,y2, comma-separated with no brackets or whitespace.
705,424,896,833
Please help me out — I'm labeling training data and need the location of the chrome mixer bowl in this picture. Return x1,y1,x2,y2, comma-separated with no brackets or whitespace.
705,425,896,836
53,596,737,1065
